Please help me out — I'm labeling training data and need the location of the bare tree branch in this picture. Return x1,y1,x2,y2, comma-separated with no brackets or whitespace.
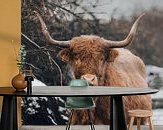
22,33,63,85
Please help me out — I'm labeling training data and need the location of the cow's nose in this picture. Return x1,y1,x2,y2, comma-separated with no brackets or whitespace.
81,74,98,86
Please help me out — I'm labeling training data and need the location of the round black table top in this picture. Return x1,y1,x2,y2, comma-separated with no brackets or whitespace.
0,86,159,97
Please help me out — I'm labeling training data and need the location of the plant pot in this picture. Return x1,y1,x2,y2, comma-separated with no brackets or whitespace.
11,72,27,91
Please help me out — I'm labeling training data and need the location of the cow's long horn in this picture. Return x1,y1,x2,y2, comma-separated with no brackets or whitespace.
34,11,70,48
105,13,145,48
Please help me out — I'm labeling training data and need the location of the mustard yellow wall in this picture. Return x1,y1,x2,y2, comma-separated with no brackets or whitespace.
0,0,21,127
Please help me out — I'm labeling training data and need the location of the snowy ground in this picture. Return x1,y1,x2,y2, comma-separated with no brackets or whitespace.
153,109,163,125
152,89,163,125
146,65,163,125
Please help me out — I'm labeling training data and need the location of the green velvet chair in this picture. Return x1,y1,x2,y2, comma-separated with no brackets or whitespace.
65,79,96,130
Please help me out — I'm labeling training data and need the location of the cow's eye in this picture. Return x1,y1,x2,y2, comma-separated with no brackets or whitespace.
100,57,104,61
74,59,81,65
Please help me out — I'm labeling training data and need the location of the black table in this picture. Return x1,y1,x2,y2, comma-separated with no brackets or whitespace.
0,86,158,130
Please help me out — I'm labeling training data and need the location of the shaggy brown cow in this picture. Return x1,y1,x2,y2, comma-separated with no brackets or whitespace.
35,12,152,125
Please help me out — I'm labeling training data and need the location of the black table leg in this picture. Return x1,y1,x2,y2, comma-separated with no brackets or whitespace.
110,96,127,130
0,96,18,130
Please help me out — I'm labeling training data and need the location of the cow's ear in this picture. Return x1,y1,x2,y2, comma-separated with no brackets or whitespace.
58,49,71,62
109,49,119,62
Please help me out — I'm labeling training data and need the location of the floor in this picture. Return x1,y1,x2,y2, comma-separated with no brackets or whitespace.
19,125,163,130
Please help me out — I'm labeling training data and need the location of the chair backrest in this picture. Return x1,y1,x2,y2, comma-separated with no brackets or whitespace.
66,79,94,108
69,79,89,87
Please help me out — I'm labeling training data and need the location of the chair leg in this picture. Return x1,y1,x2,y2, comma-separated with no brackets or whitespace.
128,116,134,130
66,109,74,130
87,109,95,130
148,117,154,130
137,117,141,130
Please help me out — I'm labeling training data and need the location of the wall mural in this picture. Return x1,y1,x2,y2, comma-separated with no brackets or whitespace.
21,0,163,125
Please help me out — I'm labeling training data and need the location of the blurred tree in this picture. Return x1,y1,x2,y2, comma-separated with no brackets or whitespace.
129,9,163,66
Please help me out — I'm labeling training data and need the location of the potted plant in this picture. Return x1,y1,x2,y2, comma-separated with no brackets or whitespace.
11,44,28,91
16,44,26,73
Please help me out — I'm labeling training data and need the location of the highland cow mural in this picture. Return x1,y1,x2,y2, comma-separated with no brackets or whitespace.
21,0,163,125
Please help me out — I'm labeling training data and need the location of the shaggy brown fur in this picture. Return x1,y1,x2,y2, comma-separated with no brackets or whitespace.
59,35,152,125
